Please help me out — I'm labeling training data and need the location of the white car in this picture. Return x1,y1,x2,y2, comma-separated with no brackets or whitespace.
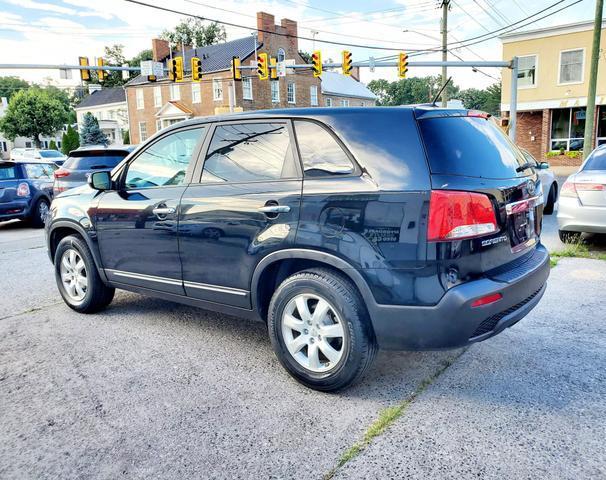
9,147,34,161
22,149,68,165
520,148,558,215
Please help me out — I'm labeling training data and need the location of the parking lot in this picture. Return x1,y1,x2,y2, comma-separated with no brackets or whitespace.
1,204,605,479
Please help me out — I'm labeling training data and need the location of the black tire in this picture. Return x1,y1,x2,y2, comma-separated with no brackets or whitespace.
30,197,49,228
543,184,556,215
558,230,582,243
54,234,115,313
268,268,377,392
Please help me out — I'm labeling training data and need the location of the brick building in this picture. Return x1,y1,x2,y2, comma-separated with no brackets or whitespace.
125,11,375,144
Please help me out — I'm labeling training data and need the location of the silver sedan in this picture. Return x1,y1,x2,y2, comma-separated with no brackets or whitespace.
557,145,606,242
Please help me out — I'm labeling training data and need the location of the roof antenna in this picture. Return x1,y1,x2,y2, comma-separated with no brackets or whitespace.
431,76,452,106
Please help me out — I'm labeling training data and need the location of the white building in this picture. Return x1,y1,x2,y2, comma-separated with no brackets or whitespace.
74,87,128,145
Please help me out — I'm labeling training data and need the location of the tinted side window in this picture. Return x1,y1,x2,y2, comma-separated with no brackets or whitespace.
201,123,296,183
0,166,19,180
125,127,204,189
293,121,354,177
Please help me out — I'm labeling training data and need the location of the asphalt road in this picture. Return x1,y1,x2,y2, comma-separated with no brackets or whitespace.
1,219,605,479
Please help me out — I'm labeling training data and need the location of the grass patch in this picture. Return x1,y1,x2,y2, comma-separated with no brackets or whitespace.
324,351,466,479
551,240,606,261
549,258,559,268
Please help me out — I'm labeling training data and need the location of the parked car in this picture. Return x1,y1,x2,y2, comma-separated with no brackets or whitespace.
519,148,558,214
9,148,33,162
1,161,57,227
25,149,68,166
53,145,136,195
557,144,606,242
46,107,550,391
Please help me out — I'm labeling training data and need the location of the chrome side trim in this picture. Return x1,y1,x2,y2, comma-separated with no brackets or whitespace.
184,281,248,297
105,269,182,286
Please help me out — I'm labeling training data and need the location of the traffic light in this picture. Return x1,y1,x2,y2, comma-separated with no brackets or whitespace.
169,56,184,82
270,57,278,81
342,50,352,76
257,53,269,80
312,50,322,78
78,57,90,81
191,57,202,81
231,56,242,81
398,52,409,78
97,57,106,82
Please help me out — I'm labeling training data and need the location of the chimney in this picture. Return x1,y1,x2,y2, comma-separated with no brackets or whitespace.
350,66,361,82
280,18,298,52
257,12,275,43
152,38,170,62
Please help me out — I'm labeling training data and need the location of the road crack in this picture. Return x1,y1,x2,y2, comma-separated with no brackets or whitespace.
0,302,63,322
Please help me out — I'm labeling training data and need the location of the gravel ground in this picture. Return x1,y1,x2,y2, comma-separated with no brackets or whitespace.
1,220,605,479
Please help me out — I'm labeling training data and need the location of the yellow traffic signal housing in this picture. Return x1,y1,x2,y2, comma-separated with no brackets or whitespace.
398,52,409,78
97,57,106,82
257,53,269,80
232,56,242,81
312,50,322,78
79,57,90,81
270,57,278,81
191,57,202,81
169,56,184,82
342,50,352,76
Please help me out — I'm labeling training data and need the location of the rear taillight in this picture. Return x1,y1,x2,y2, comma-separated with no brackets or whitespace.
428,190,498,241
16,182,30,197
54,168,70,179
561,181,604,198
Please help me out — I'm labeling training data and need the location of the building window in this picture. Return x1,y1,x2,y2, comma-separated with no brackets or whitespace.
169,84,180,101
310,85,318,106
191,83,201,103
213,79,223,101
517,55,537,88
598,107,606,146
325,98,333,107
242,78,253,100
559,49,584,84
156,119,162,132
551,107,586,151
136,88,144,109
340,99,350,107
287,83,296,104
153,86,162,107
139,121,148,142
277,48,286,63
271,81,280,103
1,141,7,152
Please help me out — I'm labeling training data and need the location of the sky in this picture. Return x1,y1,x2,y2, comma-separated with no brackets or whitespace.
0,0,599,91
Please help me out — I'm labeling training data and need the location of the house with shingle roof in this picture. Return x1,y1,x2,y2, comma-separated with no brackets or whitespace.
74,87,128,145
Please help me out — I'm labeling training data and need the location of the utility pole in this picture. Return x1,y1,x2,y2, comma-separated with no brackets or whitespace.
582,0,604,159
440,0,450,107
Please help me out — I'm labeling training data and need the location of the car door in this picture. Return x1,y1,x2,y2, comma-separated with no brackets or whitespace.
178,120,302,308
95,125,207,295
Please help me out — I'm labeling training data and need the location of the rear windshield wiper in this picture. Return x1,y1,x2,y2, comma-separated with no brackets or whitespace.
516,162,535,173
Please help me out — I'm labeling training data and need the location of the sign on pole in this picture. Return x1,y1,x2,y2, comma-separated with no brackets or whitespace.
276,61,287,77
140,60,164,78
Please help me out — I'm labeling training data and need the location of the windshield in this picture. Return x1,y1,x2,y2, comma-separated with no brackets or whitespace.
418,116,527,179
39,150,64,158
583,148,606,171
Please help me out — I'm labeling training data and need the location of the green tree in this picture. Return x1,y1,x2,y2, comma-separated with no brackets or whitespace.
0,76,30,101
122,129,130,145
457,82,501,116
368,76,459,106
161,18,226,48
0,88,68,147
128,49,153,68
298,51,312,63
79,112,108,146
48,139,57,150
61,124,80,154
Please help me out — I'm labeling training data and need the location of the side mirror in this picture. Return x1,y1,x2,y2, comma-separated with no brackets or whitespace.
88,171,112,191
539,162,550,170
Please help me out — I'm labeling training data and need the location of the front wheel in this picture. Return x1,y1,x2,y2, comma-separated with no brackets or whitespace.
543,184,556,215
54,234,115,313
268,268,377,392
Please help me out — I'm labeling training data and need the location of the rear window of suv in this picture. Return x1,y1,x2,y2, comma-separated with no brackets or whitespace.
418,116,527,179
64,151,129,170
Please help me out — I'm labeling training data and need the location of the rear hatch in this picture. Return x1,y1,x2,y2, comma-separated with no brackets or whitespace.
415,108,543,284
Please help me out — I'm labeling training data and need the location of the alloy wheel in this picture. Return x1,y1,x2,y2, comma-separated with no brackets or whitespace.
59,248,88,302
38,201,49,223
281,293,346,373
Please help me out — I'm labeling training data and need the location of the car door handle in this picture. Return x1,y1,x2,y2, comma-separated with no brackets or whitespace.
258,205,291,214
152,206,176,216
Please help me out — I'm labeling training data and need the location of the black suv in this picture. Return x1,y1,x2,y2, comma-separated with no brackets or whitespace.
46,107,550,391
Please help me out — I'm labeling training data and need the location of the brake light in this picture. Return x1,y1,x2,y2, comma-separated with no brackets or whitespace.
54,168,70,178
467,110,490,119
561,181,604,198
471,292,502,308
428,190,498,241
16,182,30,197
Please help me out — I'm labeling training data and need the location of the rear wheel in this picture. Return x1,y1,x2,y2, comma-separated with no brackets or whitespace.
54,234,115,313
268,268,377,392
543,184,556,215
558,230,582,243
30,198,49,228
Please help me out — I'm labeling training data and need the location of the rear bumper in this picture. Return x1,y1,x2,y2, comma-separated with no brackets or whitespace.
0,200,32,221
557,197,606,233
368,244,550,350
